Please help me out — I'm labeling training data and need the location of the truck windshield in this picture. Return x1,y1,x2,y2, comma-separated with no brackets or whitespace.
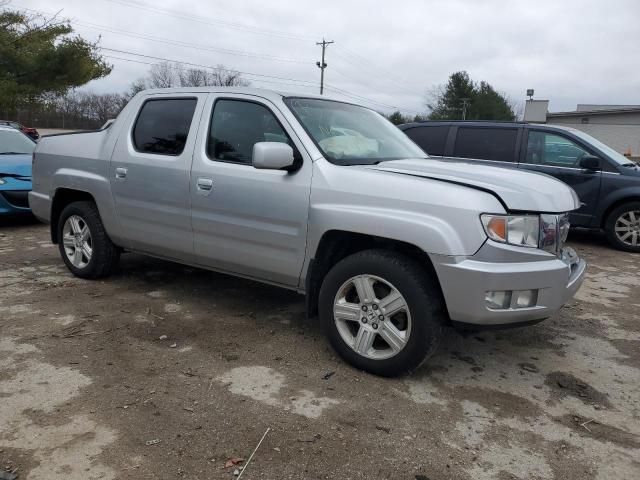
284,97,427,165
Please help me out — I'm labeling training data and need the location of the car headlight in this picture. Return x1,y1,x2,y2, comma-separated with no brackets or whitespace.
481,214,540,248
0,177,5,185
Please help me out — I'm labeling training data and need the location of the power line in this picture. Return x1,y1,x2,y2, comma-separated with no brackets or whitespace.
324,84,423,114
102,0,423,104
103,55,320,91
100,48,318,87
334,44,416,89
15,5,310,64
331,48,419,97
13,2,423,113
106,0,317,42
103,52,411,111
73,21,310,64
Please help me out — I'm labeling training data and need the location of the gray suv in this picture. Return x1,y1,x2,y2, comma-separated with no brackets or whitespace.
400,121,640,252
29,88,585,376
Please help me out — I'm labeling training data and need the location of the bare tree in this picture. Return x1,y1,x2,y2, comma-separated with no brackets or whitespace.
147,62,178,88
179,67,208,87
126,78,147,100
208,65,250,87
131,62,250,90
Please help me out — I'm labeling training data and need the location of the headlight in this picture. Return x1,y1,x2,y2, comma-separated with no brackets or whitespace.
481,214,540,248
0,177,5,185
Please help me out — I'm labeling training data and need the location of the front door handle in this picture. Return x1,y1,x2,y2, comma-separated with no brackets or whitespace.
115,167,128,179
196,177,213,195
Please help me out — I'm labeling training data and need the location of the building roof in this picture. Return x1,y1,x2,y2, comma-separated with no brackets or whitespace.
576,104,640,112
548,105,640,117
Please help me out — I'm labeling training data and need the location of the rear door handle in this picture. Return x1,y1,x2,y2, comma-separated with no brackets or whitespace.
115,167,128,179
196,177,213,195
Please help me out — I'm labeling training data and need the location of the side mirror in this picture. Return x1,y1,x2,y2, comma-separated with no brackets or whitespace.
580,155,601,171
252,142,296,171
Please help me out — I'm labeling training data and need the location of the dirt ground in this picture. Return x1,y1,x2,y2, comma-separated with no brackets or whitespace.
1,218,639,480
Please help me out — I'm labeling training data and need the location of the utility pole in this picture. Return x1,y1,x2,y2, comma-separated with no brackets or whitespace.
316,38,334,95
460,98,471,120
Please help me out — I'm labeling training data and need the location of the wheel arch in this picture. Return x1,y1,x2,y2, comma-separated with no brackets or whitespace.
304,230,445,319
600,195,640,229
50,188,97,243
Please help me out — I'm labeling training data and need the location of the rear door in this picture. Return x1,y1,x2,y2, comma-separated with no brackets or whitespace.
518,129,602,226
110,94,206,261
189,94,312,287
450,125,521,168
403,125,450,157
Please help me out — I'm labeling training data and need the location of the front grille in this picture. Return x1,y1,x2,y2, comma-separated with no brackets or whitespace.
1,190,30,208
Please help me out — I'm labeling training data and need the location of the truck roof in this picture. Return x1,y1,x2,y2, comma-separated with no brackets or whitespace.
138,86,334,103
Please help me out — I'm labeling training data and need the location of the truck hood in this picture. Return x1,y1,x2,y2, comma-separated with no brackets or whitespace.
364,158,580,213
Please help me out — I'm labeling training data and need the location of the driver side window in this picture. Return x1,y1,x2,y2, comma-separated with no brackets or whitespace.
526,131,590,168
207,99,292,165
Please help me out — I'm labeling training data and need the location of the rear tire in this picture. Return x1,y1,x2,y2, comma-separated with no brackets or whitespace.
57,201,120,278
319,249,446,377
604,201,640,253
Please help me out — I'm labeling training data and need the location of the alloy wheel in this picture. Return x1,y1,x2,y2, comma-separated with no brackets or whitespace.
62,215,93,268
333,274,411,360
614,210,640,247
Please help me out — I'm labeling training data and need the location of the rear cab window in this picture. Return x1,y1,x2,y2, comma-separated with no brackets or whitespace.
453,127,518,162
133,98,197,155
404,125,450,156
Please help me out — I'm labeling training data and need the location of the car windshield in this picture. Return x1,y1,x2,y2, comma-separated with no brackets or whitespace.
284,97,427,165
0,129,36,154
568,128,634,165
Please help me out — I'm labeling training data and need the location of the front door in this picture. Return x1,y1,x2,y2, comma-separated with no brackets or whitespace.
190,95,312,287
519,130,602,226
110,94,206,261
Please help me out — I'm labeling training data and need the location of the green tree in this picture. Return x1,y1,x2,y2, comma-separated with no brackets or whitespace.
386,110,409,125
0,7,111,113
427,71,515,121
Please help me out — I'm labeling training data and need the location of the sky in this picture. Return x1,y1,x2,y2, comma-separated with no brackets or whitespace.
9,0,640,115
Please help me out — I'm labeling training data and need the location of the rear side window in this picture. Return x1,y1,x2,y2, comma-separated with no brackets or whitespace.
453,127,517,162
133,98,197,155
208,99,291,165
404,126,449,156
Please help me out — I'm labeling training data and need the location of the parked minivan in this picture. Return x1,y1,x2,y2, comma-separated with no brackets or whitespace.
399,121,640,252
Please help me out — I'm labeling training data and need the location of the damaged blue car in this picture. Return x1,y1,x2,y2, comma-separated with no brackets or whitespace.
0,125,35,216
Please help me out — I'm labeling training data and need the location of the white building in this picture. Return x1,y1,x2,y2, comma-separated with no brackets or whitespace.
524,100,640,160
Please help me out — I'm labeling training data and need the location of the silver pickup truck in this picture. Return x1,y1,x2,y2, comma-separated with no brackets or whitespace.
29,87,586,376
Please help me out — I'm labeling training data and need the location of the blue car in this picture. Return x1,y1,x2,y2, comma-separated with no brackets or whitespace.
0,125,35,215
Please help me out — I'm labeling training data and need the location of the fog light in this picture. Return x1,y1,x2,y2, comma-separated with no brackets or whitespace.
513,289,538,308
485,290,512,309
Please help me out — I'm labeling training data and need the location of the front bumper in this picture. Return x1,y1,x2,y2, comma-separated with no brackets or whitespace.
0,190,32,215
431,240,586,326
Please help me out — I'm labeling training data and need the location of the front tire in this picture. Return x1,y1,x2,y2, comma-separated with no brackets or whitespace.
604,202,640,253
57,201,120,278
319,249,446,377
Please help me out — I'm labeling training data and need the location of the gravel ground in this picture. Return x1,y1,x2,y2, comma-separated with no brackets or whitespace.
1,217,639,480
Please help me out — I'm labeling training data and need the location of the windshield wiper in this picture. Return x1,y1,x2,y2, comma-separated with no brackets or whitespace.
621,162,638,167
0,152,30,155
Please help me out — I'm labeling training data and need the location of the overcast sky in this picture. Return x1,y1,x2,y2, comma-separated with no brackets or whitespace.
11,0,640,115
